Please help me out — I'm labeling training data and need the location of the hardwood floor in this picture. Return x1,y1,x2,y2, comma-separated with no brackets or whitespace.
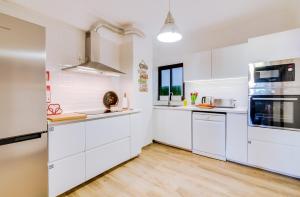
61,143,300,197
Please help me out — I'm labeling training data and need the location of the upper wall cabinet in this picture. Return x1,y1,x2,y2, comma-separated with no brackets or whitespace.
212,43,248,79
183,50,212,81
248,28,300,62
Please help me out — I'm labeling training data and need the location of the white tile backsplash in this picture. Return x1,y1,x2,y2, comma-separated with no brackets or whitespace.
185,77,248,108
48,67,121,113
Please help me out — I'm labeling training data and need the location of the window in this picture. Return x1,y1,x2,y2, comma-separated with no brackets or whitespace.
158,63,184,101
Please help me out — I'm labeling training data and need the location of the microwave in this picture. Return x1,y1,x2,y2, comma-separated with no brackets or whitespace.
249,58,300,93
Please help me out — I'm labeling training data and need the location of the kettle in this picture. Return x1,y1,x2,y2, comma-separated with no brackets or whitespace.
201,96,213,105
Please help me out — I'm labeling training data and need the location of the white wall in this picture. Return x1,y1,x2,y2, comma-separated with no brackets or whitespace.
120,35,154,146
0,1,121,112
152,7,300,106
153,7,300,67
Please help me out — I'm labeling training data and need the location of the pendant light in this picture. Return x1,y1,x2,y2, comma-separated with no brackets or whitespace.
157,0,182,43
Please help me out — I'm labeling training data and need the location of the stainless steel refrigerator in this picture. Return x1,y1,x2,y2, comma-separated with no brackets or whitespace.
0,13,48,197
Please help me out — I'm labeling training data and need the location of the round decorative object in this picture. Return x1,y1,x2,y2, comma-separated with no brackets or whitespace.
103,91,119,109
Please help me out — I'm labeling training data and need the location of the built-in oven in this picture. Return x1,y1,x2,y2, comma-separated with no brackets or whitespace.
249,58,300,91
248,95,300,131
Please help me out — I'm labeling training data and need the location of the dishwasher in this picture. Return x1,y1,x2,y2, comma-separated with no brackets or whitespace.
192,112,226,161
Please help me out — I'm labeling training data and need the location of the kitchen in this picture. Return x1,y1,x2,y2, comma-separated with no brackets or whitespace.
1,0,300,197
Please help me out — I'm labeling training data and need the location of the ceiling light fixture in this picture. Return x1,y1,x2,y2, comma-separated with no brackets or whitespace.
157,0,182,43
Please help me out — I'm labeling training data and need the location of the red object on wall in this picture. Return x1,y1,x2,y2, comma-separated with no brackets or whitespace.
46,71,50,81
47,104,63,116
46,85,51,103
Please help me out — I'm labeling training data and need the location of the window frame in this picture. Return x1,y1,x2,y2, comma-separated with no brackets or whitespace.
158,63,185,101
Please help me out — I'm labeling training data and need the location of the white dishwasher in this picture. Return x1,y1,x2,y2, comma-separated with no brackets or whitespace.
192,112,226,161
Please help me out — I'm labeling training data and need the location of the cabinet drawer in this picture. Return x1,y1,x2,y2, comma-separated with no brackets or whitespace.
85,115,130,150
86,137,131,180
48,122,85,162
48,153,85,197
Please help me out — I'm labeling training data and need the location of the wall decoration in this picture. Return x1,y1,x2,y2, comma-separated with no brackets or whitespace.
138,60,149,92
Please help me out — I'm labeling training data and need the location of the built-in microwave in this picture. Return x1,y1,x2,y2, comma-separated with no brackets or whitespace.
248,95,300,131
249,58,300,92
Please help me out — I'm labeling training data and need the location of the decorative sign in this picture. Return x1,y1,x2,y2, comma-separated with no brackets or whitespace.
138,60,149,92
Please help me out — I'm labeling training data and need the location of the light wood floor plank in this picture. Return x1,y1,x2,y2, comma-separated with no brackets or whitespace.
61,143,300,197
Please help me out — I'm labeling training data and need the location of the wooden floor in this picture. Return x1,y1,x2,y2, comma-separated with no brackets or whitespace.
61,143,300,197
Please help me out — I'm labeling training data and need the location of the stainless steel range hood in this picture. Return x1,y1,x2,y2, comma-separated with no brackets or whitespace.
62,31,125,76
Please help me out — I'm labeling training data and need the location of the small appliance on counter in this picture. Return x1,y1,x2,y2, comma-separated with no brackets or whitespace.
213,98,236,108
201,96,213,105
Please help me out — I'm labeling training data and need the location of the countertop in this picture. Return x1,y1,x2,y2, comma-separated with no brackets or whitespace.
153,105,247,114
48,109,141,126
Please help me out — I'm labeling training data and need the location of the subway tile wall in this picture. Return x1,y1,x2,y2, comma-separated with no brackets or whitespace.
185,77,248,108
48,68,121,113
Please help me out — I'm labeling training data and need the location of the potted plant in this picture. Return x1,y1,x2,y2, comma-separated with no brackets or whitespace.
190,92,198,105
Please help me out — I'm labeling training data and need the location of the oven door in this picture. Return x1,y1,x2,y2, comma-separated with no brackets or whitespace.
249,95,300,130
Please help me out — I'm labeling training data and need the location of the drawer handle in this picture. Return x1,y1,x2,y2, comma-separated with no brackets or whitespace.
48,164,54,170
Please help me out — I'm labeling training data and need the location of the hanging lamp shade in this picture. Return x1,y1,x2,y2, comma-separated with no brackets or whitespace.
157,11,182,43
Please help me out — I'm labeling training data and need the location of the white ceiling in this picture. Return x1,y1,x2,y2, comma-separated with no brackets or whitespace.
8,0,296,36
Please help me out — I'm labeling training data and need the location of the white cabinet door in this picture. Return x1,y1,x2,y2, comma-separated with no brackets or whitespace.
130,113,142,157
85,138,131,180
248,140,300,178
212,43,248,79
48,122,85,162
48,153,85,197
183,50,212,81
85,115,130,150
248,127,300,178
248,28,300,62
226,113,248,164
154,109,192,150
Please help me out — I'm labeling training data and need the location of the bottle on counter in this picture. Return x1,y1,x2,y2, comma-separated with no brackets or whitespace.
122,93,129,110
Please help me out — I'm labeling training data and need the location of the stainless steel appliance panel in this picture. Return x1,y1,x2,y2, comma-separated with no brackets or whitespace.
248,95,300,131
0,13,47,139
249,58,300,95
0,132,48,197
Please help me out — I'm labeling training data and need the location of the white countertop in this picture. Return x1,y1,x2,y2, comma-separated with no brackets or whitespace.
153,105,247,114
48,109,141,126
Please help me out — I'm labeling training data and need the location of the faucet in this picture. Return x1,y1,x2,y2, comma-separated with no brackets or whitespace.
168,92,173,106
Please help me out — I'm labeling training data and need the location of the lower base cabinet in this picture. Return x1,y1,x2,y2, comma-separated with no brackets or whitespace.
154,109,192,150
86,138,131,180
48,153,85,197
226,113,248,164
248,126,300,178
48,113,141,197
248,140,300,178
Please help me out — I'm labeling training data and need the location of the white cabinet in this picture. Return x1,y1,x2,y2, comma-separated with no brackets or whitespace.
48,122,85,162
248,126,300,178
248,140,300,178
48,112,141,196
192,112,226,161
212,43,248,79
154,109,192,150
85,115,130,150
86,138,131,180
248,28,300,62
48,153,85,197
226,113,248,164
183,50,212,81
130,113,142,157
